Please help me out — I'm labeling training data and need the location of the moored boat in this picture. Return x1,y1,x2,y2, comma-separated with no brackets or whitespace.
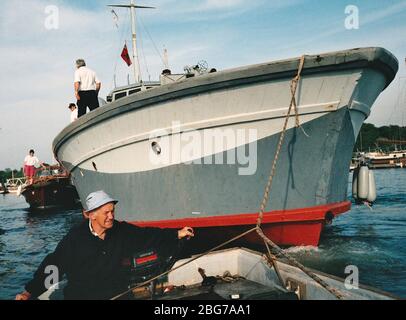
53,47,398,249
20,166,80,210
0,183,9,195
4,177,27,194
52,2,398,250
365,150,406,169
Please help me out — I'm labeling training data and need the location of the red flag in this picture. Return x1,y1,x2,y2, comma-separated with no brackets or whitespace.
121,44,132,66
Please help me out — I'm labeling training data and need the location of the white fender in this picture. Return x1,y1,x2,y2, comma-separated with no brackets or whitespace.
16,185,22,197
357,166,369,200
367,170,377,203
352,168,359,200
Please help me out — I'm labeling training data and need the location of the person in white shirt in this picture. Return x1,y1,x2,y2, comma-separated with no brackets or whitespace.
74,59,101,118
23,150,45,184
68,103,78,123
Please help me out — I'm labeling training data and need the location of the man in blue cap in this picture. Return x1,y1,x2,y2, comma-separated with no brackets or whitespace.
16,191,194,300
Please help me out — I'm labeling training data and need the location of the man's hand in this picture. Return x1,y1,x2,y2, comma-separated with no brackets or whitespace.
15,291,31,301
74,82,80,101
178,227,194,240
96,82,101,95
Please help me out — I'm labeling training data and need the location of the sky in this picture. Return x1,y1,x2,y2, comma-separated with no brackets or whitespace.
0,0,406,169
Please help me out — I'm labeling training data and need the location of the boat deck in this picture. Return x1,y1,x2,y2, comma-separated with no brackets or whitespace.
38,247,397,300
141,278,298,300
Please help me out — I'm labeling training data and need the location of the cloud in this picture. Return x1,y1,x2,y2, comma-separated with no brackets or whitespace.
270,1,406,54
1,0,406,169
196,0,246,11
140,0,303,23
0,0,115,168
361,0,406,25
0,0,233,168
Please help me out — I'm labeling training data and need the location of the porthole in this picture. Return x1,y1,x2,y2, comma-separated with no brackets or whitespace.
151,142,162,155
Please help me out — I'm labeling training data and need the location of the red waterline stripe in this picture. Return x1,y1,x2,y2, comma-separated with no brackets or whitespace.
130,201,351,229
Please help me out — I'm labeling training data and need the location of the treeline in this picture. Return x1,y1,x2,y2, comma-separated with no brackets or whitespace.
0,168,24,183
354,123,406,152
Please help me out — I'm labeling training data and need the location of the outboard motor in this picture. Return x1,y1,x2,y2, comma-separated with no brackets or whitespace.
129,241,185,298
130,250,164,285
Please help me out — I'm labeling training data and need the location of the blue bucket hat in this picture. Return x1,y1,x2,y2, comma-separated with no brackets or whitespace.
85,190,118,212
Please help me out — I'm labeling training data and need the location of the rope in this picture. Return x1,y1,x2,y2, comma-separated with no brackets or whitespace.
138,29,152,81
138,15,166,68
257,228,345,299
263,241,285,287
111,9,131,89
253,55,344,299
256,55,307,227
110,55,345,301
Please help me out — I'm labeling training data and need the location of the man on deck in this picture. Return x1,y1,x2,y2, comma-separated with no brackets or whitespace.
16,190,194,300
74,59,101,118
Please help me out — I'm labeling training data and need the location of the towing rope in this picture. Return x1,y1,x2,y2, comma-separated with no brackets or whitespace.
256,55,306,228
111,55,345,301
254,54,344,300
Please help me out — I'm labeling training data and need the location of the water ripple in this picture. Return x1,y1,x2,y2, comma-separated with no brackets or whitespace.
0,169,405,299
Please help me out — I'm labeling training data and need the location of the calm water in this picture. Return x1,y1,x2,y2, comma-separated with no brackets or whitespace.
0,169,405,300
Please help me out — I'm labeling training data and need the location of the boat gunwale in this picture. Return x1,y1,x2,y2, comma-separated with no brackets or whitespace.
53,47,398,159
181,247,400,300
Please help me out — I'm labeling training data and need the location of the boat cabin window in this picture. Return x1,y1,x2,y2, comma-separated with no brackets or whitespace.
39,169,51,177
129,89,141,95
114,92,127,100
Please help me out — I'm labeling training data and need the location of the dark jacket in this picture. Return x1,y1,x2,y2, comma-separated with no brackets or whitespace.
25,220,180,300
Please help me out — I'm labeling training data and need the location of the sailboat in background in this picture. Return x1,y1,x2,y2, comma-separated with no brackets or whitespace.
53,1,399,250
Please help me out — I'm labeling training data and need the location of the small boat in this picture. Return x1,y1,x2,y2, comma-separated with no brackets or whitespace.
0,183,9,195
20,165,80,210
38,247,397,300
365,150,406,169
4,177,27,194
166,248,397,300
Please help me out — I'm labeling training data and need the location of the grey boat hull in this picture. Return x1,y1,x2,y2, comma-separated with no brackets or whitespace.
53,47,398,247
